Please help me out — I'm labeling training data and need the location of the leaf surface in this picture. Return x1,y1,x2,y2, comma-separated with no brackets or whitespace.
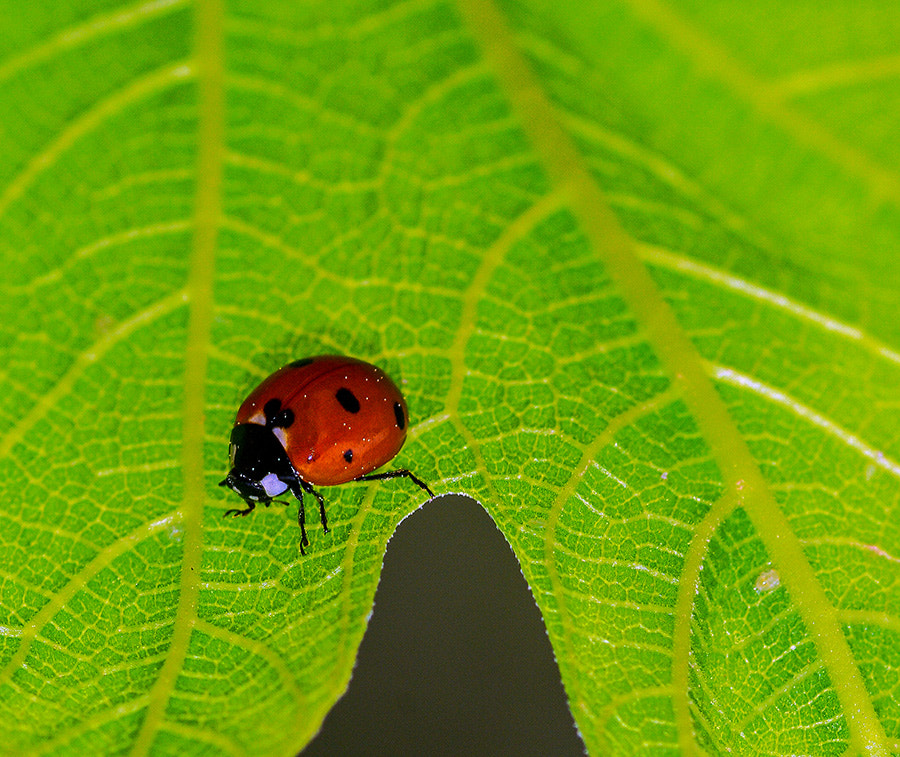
0,1,898,755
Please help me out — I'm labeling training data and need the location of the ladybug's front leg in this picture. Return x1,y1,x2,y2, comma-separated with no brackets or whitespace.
285,479,329,554
285,480,310,554
224,500,256,518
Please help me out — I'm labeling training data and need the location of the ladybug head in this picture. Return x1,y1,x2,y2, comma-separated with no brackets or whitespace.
220,422,296,503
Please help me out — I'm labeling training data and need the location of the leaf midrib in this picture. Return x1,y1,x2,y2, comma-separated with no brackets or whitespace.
456,0,889,754
129,0,224,753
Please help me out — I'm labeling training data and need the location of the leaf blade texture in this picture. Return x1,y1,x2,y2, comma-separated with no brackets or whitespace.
0,1,898,755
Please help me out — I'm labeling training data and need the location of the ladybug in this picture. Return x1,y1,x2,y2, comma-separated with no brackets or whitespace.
220,355,433,552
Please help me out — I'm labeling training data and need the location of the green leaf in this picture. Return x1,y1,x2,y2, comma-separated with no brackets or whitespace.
1,0,898,755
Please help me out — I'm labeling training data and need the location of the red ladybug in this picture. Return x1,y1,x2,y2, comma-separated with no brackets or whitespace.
220,355,433,552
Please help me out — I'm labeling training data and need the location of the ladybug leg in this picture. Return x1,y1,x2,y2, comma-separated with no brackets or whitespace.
300,479,329,535
282,481,308,554
224,500,256,518
297,497,307,556
285,479,329,555
354,470,435,499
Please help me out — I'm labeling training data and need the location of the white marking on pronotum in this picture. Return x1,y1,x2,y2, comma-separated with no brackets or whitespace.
260,473,288,497
714,366,900,479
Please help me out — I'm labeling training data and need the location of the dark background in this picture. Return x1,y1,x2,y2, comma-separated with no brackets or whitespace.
303,494,586,757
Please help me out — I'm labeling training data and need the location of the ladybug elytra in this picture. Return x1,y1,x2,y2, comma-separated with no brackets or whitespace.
220,355,433,552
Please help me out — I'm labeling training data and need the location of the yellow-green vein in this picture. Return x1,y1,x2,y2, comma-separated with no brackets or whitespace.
623,0,900,206
670,489,741,756
542,385,681,741
0,290,188,461
0,513,181,685
0,62,193,221
457,0,889,754
130,0,223,753
443,190,567,503
0,0,189,85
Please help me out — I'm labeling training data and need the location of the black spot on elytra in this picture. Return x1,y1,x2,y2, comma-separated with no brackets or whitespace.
336,387,360,413
288,357,316,369
343,449,353,463
263,398,282,420
263,398,294,428
275,408,294,428
393,402,406,430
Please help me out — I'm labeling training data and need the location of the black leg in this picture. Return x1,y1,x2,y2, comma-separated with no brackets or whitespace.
354,469,435,499
224,500,257,518
301,479,329,534
286,480,309,554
